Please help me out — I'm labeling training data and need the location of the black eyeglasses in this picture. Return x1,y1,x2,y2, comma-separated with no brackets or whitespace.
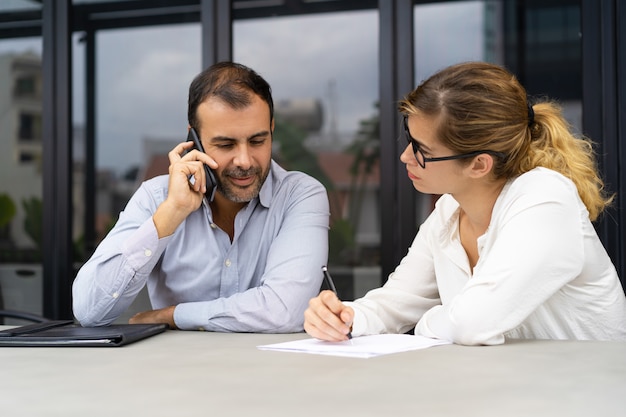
402,116,506,169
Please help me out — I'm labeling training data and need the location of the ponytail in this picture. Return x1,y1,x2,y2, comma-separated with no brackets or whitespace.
521,101,613,220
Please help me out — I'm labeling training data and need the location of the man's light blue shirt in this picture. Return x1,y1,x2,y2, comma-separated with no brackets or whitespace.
72,160,329,332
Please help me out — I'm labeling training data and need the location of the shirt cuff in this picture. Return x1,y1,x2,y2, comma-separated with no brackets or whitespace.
345,302,367,337
173,301,209,331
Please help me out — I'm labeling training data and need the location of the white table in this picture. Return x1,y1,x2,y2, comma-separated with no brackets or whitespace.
1,329,625,417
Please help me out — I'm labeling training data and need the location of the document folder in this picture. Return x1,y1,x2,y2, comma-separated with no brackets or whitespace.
0,320,168,347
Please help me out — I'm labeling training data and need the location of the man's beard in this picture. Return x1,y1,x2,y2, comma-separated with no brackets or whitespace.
216,165,269,203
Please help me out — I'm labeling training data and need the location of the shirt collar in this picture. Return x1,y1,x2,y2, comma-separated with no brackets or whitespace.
257,160,277,208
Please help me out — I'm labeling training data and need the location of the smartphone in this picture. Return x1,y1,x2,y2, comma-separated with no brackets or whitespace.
187,127,217,202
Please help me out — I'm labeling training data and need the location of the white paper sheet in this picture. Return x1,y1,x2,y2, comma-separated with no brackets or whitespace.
257,334,451,358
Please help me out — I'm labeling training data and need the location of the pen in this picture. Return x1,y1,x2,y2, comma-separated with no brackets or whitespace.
321,266,353,340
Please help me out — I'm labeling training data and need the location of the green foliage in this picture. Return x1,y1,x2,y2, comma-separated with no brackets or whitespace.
272,107,381,266
347,116,380,177
272,116,335,190
1,195,90,263
0,193,16,229
272,117,353,264
345,110,380,235
22,196,43,249
328,218,355,265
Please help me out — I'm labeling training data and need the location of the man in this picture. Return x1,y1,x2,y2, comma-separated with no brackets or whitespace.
73,62,329,332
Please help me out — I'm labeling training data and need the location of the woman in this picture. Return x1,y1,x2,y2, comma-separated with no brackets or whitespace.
304,62,626,345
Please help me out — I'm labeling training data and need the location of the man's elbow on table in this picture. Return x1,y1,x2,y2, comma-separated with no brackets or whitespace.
72,295,115,328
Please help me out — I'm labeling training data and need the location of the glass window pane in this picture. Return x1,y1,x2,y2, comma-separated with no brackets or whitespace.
412,0,582,225
415,1,487,82
0,1,41,12
0,37,43,323
71,24,200,263
234,11,380,299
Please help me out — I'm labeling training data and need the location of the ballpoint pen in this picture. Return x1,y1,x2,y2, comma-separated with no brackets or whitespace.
321,265,353,340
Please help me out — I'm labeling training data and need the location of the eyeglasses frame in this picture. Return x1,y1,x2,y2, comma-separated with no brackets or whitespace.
402,116,506,168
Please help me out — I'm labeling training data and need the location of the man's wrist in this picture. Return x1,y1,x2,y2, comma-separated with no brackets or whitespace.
153,200,187,238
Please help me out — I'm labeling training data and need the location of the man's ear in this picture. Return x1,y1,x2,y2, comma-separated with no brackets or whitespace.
270,118,275,132
467,153,494,179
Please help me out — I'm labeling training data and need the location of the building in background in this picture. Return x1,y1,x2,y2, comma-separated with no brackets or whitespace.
0,52,42,250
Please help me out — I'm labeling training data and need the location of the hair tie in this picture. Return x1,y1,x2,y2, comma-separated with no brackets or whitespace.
527,102,535,127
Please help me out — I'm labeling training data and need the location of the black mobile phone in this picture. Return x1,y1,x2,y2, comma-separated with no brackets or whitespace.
187,127,217,202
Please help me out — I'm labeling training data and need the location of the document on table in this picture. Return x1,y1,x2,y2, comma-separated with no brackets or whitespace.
257,334,451,358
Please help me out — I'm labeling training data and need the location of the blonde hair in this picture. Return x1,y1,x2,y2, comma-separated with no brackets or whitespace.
399,61,613,221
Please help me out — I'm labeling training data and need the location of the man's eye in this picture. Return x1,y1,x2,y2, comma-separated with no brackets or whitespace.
217,143,234,149
250,139,266,146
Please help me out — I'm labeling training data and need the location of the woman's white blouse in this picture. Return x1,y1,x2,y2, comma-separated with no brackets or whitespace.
349,167,626,345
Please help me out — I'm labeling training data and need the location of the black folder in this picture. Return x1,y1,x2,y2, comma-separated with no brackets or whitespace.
0,320,169,347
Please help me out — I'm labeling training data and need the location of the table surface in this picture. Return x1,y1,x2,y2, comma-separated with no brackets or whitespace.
1,328,625,417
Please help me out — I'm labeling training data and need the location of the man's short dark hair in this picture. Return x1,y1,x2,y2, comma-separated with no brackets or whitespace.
187,61,274,130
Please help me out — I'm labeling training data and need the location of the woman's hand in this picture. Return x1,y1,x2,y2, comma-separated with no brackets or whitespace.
304,290,354,341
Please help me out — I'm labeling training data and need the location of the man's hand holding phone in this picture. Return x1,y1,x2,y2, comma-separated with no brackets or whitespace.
152,133,218,238
186,127,217,202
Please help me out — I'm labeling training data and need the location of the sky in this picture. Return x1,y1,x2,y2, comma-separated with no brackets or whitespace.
0,2,484,175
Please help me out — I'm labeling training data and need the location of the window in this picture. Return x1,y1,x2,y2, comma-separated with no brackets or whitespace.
235,11,380,299
17,112,41,141
19,151,35,163
14,75,37,98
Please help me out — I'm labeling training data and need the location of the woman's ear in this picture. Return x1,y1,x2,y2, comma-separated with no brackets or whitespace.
467,153,495,178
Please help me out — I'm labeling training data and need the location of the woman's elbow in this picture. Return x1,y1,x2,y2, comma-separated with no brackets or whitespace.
449,318,506,346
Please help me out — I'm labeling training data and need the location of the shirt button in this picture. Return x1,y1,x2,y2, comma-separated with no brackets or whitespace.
210,223,217,229
144,249,152,257
225,259,231,267
112,292,119,299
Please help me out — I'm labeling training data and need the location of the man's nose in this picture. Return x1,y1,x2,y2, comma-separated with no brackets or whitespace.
234,144,252,169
